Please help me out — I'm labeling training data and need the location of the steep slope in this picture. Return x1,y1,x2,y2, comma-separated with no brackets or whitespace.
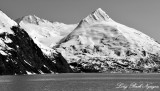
0,11,72,75
16,15,76,55
0,10,17,27
57,8,160,73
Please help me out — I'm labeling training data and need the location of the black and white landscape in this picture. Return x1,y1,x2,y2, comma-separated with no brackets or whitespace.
0,8,160,75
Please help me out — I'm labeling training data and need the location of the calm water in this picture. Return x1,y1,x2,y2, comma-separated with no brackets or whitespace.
0,73,160,91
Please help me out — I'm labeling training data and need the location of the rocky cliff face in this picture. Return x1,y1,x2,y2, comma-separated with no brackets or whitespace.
0,11,72,75
56,8,160,73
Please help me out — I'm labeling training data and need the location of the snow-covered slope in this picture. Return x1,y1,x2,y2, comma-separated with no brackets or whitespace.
0,10,17,27
0,10,18,56
0,10,17,34
16,15,76,55
57,8,160,73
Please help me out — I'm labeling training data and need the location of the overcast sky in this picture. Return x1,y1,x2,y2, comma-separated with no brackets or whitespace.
0,0,160,42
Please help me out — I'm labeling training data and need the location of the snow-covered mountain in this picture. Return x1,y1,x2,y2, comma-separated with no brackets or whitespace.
0,10,72,75
56,8,160,73
16,15,76,55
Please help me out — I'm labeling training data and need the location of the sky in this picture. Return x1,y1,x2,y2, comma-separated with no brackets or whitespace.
0,0,160,42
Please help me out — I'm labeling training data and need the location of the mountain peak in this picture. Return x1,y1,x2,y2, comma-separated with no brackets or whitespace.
93,8,109,17
16,15,50,25
79,8,111,26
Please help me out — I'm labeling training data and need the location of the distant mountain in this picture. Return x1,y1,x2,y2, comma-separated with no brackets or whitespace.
16,15,76,56
0,11,72,75
56,8,160,73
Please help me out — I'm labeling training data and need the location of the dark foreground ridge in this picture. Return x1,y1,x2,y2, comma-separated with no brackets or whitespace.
0,26,72,75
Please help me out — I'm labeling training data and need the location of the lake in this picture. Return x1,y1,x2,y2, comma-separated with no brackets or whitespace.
0,73,160,91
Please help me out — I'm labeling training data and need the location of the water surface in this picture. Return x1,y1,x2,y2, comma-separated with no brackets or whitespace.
0,73,160,91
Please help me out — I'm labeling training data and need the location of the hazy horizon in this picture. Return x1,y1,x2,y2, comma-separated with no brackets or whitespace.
0,0,160,42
